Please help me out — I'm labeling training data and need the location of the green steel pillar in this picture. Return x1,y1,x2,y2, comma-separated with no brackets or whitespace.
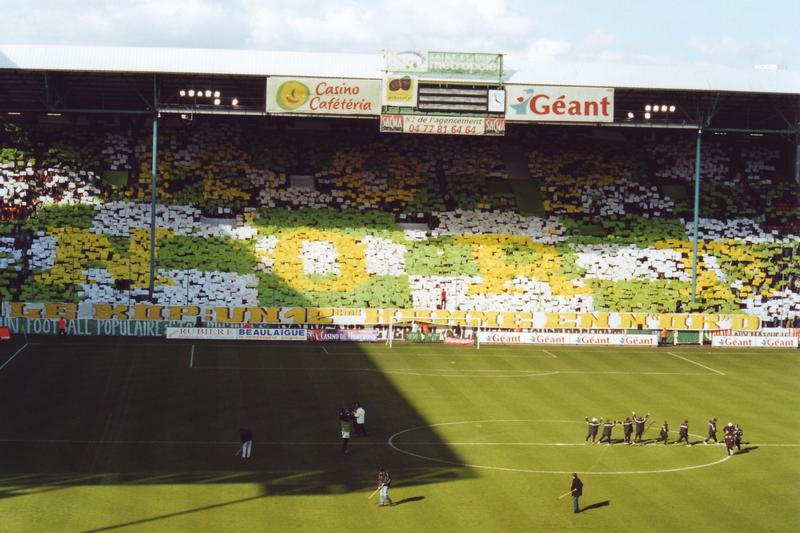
148,116,158,299
691,129,702,303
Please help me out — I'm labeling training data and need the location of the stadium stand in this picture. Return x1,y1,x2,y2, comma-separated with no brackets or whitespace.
0,119,798,321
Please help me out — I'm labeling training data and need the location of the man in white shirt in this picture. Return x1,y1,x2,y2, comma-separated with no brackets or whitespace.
354,402,366,437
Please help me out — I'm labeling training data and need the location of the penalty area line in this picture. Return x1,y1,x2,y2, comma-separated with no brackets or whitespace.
668,351,725,375
189,345,195,369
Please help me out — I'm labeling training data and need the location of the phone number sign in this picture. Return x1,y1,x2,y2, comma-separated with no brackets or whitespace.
380,114,505,136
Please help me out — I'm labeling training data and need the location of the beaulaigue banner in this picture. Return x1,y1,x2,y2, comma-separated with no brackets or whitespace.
267,77,381,116
166,327,307,341
505,85,614,123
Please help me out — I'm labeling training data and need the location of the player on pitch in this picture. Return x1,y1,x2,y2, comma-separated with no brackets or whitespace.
584,417,601,444
622,416,633,445
674,420,691,446
570,473,583,514
632,412,649,444
377,467,393,507
655,420,670,445
704,418,719,445
598,419,616,445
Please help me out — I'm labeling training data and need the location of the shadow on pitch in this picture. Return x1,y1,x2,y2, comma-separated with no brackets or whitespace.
392,495,424,506
579,500,610,513
736,446,758,455
81,494,268,532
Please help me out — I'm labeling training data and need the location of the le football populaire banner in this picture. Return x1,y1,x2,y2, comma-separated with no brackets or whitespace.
505,85,614,123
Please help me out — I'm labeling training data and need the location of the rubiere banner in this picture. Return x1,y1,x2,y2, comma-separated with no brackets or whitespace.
267,77,381,116
505,85,614,123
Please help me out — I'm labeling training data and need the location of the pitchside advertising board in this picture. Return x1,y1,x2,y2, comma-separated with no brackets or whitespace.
478,331,660,346
505,85,614,123
266,76,381,116
711,336,798,348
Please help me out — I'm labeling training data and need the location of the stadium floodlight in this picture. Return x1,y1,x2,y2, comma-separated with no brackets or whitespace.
232,98,239,106
205,90,212,98
669,105,676,112
644,112,651,119
660,105,668,112
188,90,195,97
214,98,221,105
627,112,634,119
645,105,651,111
213,90,221,98
179,90,186,97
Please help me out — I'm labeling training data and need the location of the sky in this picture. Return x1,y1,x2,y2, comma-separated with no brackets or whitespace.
0,0,797,69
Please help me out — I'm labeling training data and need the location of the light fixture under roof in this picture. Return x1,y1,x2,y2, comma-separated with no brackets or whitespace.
205,90,212,98
179,90,186,97
232,98,239,106
213,91,220,98
213,98,221,105
644,112,651,119
627,112,634,119
645,105,651,112
669,105,676,112
188,90,195,97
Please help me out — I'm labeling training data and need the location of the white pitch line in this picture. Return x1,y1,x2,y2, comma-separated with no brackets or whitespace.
0,341,29,373
543,350,558,358
189,345,195,369
668,351,725,375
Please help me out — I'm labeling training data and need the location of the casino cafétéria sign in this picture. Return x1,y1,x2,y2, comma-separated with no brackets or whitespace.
267,77,381,116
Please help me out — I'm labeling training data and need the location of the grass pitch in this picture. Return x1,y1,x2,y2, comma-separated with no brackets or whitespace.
0,336,798,532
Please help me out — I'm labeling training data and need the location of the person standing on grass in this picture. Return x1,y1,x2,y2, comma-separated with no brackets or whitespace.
239,428,253,459
632,412,649,444
598,419,616,445
377,467,393,507
675,420,691,446
340,408,352,454
622,417,633,445
724,430,736,456
704,418,718,445
655,421,669,445
584,417,600,444
570,473,583,514
734,425,743,451
353,402,366,437
57,317,67,337
660,328,669,346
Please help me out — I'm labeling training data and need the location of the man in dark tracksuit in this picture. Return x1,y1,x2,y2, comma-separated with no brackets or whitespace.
570,473,583,514
622,417,633,445
598,419,616,445
655,421,669,445
724,430,736,456
734,425,744,451
632,412,649,444
704,418,718,444
584,417,600,444
675,420,690,446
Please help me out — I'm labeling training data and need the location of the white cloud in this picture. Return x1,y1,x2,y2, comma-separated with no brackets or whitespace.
688,36,785,60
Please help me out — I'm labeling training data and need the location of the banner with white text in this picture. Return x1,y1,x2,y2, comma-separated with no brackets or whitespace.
380,114,505,136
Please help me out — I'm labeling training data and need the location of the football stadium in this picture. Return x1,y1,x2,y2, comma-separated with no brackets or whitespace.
0,45,798,531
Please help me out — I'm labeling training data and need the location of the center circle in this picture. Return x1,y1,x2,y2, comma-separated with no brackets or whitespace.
388,420,731,475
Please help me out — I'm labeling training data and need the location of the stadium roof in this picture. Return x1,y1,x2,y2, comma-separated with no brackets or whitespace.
1,44,799,95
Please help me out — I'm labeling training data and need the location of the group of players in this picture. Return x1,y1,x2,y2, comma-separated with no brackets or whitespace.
584,414,745,456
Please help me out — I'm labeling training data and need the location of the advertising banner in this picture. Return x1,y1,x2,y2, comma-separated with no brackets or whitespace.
711,336,798,348
267,77,381,116
165,327,307,341
307,329,379,342
384,51,502,77
477,331,659,346
443,336,476,346
505,85,614,123
380,114,505,136
382,75,418,107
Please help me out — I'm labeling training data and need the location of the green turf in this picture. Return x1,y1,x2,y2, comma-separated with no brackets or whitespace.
0,337,797,532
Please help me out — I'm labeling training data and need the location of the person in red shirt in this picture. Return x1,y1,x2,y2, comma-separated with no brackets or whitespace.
243,320,252,329
57,317,67,337
440,289,447,309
